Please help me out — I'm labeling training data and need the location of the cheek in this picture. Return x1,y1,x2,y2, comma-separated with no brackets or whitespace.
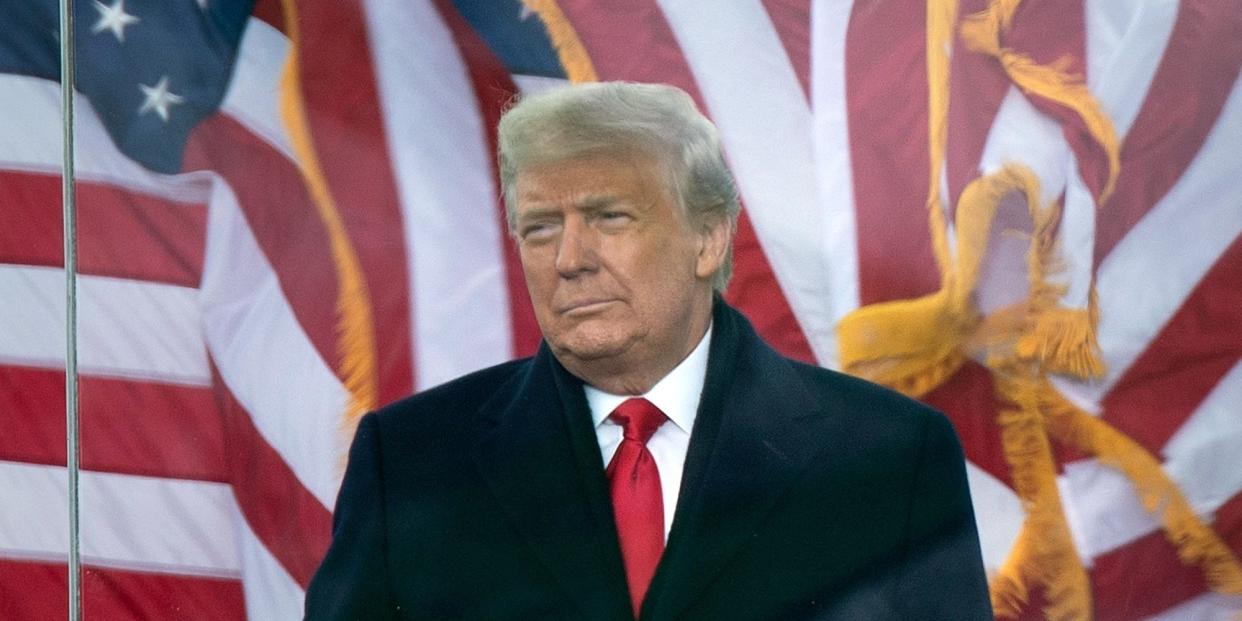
520,258,559,317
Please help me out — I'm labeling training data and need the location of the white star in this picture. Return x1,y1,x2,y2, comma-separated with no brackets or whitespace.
91,0,140,43
138,76,186,122
196,0,209,9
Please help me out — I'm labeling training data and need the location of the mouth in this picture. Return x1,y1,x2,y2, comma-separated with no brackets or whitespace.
557,299,619,316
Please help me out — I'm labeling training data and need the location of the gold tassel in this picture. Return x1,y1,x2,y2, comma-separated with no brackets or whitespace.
278,0,379,437
990,521,1036,617
836,288,973,397
1015,305,1105,379
925,0,960,281
993,369,1094,621
1015,193,1107,380
521,0,598,83
841,5,1125,618
1042,386,1242,597
838,162,1041,397
959,0,1120,204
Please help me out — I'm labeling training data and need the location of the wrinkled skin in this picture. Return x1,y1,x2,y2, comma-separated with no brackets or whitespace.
513,152,730,394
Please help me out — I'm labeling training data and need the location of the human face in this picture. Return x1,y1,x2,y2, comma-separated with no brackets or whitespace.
513,152,726,393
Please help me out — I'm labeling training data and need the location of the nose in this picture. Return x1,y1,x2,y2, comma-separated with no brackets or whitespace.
555,216,598,278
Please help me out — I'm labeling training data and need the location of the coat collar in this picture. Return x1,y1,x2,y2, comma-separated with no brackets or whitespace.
472,300,833,621
471,343,632,620
641,301,834,620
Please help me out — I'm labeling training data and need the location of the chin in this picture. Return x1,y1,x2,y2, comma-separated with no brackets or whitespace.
548,329,633,363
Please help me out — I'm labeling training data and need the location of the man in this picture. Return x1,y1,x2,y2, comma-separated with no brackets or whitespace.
305,82,992,620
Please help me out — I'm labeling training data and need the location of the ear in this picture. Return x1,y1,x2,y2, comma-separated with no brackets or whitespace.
694,217,732,281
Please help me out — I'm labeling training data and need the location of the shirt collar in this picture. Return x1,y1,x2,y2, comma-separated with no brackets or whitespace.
585,323,712,434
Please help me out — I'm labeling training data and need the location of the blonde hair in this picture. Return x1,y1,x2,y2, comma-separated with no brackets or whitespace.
498,81,740,292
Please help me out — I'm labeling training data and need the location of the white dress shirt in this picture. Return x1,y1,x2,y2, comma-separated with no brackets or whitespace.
585,325,711,541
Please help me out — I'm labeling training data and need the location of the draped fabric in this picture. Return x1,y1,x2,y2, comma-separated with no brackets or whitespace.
1,0,1239,618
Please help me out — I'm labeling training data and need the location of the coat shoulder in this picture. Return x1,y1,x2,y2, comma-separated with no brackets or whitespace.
784,356,952,447
367,356,534,445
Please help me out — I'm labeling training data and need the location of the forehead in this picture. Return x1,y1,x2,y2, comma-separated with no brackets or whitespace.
515,152,673,208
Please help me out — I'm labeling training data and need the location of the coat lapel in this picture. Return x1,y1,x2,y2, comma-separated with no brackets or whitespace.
471,345,632,620
643,303,837,620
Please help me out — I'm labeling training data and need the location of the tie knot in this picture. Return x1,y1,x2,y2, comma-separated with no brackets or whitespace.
609,398,667,444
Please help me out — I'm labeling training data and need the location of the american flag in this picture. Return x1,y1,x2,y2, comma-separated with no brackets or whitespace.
1,0,1239,619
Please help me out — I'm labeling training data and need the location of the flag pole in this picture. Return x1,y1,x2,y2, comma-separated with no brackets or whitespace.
58,0,81,619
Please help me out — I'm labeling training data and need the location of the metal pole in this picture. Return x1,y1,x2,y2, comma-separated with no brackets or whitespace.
57,1,81,620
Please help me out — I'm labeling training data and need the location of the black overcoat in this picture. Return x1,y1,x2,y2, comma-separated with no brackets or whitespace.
305,301,992,620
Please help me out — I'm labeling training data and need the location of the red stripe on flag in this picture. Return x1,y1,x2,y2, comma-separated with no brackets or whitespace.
555,0,816,363
0,365,225,482
183,114,343,385
922,361,1012,488
0,559,245,621
213,367,332,589
727,215,815,363
1094,0,1242,268
845,1,940,304
946,0,1083,211
1089,489,1242,620
993,0,1101,200
252,0,284,32
1220,487,1242,551
432,0,541,358
1090,526,1207,620
1101,233,1242,456
0,171,205,287
293,0,416,403
761,0,811,101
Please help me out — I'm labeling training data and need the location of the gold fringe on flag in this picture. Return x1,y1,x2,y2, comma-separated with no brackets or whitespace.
278,0,379,436
836,288,973,398
521,0,598,83
959,0,1121,204
838,1,1235,618
991,370,1093,621
1015,300,1104,379
925,0,960,281
1012,182,1105,379
838,164,1044,397
1041,386,1242,598
990,521,1039,617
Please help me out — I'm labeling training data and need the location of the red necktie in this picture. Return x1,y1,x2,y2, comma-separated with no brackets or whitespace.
606,398,668,617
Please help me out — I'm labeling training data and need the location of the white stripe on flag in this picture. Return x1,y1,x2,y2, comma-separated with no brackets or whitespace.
363,0,514,390
219,18,296,161
810,0,861,369
658,0,833,364
0,264,209,385
965,462,1024,573
1085,0,1181,140
0,460,239,578
979,87,1071,206
199,177,349,509
1142,592,1242,621
1060,458,1157,560
232,502,306,620
0,75,215,203
1164,359,1242,512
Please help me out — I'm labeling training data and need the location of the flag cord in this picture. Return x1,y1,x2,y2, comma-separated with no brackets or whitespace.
57,0,81,619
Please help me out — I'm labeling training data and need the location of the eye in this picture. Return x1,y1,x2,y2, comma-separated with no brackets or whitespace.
596,211,633,228
518,221,558,242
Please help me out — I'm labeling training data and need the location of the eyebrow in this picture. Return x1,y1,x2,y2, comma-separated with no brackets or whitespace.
517,194,623,222
577,195,623,214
